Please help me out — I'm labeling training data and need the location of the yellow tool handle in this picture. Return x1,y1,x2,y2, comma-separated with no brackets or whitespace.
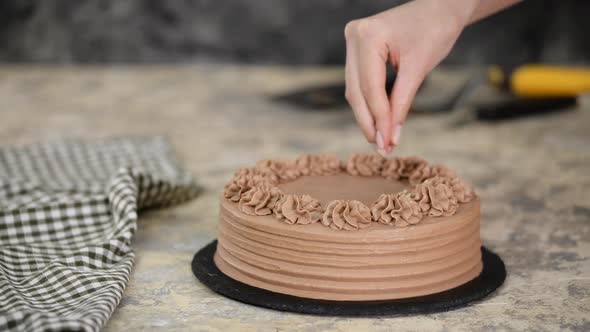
488,64,590,98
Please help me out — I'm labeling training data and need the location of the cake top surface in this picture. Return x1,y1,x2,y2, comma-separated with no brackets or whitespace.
278,173,410,206
223,154,477,231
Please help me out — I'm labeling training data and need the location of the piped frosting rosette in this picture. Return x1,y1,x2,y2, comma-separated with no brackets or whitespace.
274,194,323,225
322,200,372,230
224,153,476,230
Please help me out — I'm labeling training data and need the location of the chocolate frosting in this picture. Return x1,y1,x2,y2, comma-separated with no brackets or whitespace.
223,154,477,230
256,160,301,182
399,157,429,178
238,185,283,216
322,200,372,231
431,164,455,178
371,192,423,227
380,158,402,181
408,163,434,185
345,153,386,176
381,156,427,183
295,154,342,176
274,194,323,225
215,198,482,301
216,155,483,301
223,176,253,202
436,175,476,203
223,167,275,202
233,166,271,182
411,177,459,217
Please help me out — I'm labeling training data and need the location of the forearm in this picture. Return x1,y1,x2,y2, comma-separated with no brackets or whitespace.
418,0,523,30
467,0,522,24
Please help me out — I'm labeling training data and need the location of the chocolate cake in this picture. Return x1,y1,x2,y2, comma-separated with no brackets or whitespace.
215,154,481,301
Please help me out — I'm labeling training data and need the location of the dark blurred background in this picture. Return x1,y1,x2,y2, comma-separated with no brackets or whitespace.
0,0,588,65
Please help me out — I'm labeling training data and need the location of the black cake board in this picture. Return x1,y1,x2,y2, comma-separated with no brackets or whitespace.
192,240,506,317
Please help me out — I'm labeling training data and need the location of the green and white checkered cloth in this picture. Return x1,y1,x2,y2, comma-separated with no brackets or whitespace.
0,137,199,332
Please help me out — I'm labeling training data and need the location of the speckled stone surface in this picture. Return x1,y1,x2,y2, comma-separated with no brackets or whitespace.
0,65,588,331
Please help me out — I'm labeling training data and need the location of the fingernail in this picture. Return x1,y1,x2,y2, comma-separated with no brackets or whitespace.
392,124,403,146
376,131,385,150
376,144,393,158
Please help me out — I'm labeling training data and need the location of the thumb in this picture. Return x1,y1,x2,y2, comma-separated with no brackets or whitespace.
389,61,425,146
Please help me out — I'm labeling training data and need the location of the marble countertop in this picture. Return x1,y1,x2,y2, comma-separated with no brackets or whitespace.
0,65,588,331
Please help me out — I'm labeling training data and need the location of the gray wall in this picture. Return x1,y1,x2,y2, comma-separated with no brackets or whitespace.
0,0,588,65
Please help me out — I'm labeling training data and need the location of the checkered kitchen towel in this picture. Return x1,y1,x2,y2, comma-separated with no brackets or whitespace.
0,137,199,331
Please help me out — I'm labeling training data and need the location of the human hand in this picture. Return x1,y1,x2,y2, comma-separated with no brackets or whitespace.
344,0,477,155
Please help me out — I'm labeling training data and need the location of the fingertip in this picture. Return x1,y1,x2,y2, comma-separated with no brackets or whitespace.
376,144,393,158
375,120,392,148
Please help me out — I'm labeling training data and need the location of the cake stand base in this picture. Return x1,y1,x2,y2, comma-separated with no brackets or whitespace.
191,240,506,317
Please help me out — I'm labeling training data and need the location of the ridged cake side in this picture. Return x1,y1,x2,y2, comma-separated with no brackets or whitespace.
214,197,482,301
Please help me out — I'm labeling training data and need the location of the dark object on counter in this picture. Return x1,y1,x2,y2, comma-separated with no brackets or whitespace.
273,73,397,110
476,96,577,122
191,240,506,317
